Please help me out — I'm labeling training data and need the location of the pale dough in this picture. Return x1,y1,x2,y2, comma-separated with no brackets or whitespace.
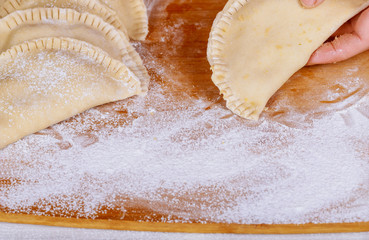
0,8,150,93
101,0,148,40
207,0,369,120
0,0,128,37
0,37,142,149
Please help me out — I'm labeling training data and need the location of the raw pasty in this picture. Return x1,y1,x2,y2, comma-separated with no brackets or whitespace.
0,8,149,93
207,0,369,120
101,0,148,40
0,37,141,149
0,0,128,36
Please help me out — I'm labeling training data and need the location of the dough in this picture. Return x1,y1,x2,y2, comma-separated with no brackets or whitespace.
0,37,141,149
101,0,148,40
0,0,128,36
0,8,150,93
207,0,369,120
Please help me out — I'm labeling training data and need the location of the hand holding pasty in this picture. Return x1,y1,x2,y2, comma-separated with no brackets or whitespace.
208,0,369,120
301,0,369,65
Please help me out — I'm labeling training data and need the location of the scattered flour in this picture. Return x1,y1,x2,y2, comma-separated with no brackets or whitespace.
0,0,369,226
0,74,368,224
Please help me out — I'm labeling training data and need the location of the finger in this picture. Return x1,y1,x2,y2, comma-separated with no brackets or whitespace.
331,22,354,37
332,10,365,37
300,0,325,8
308,8,369,65
352,8,369,39
307,33,369,65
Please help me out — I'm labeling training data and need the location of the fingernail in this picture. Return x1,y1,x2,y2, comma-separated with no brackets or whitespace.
301,0,317,8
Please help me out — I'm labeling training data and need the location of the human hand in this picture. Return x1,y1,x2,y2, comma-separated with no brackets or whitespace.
300,0,369,66
300,0,325,8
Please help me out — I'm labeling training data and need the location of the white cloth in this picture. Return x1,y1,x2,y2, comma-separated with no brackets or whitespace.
1,223,369,240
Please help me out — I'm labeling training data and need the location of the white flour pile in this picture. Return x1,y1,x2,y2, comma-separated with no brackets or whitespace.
0,0,369,225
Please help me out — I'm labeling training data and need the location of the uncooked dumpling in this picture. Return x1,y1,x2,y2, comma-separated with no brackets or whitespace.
0,0,128,36
0,8,149,93
0,37,141,149
207,0,369,120
101,0,148,40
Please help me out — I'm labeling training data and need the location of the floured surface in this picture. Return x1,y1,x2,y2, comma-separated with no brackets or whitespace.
0,0,369,225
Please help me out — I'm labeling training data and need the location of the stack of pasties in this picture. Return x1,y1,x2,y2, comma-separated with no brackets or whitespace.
0,0,149,149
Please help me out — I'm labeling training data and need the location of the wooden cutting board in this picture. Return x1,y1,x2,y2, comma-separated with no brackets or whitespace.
1,0,369,234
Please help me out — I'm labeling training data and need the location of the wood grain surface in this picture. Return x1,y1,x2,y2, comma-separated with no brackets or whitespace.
1,0,369,234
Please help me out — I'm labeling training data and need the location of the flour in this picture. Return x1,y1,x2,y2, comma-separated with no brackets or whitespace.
1,67,368,223
0,0,369,225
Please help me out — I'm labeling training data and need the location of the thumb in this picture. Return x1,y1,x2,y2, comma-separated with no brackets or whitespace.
300,0,325,8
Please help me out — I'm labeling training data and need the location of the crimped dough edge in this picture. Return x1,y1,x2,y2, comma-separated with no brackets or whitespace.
1,37,142,92
0,7,150,93
0,0,129,36
123,0,148,41
207,0,258,119
131,0,149,40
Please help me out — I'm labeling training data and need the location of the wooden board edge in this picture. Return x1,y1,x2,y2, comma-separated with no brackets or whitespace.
1,212,369,234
